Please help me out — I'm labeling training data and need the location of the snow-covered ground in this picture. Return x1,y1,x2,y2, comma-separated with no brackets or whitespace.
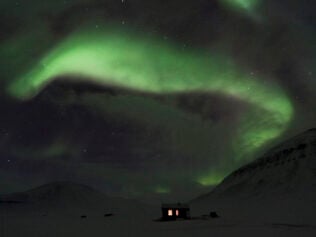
1,212,315,237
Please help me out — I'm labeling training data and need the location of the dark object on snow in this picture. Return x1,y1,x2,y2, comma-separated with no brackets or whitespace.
80,215,87,218
210,212,219,218
104,213,113,217
161,203,190,220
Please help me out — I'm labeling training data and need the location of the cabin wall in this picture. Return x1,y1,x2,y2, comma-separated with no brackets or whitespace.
161,208,190,220
178,209,190,219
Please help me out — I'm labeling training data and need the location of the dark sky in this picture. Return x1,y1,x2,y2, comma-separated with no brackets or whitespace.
0,0,315,201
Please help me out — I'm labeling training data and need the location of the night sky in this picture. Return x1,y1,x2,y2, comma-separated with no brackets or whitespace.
0,0,315,200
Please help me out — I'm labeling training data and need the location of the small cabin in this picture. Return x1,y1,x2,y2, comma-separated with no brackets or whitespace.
161,203,190,220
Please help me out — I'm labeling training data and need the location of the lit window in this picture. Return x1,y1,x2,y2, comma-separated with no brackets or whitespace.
168,209,173,216
175,210,179,216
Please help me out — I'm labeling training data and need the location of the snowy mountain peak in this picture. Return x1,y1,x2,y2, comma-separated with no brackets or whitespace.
0,181,106,206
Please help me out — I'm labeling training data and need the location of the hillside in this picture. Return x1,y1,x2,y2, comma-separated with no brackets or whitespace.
191,129,316,224
0,181,156,218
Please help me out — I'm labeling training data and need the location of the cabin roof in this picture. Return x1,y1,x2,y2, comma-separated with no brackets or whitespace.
161,203,190,209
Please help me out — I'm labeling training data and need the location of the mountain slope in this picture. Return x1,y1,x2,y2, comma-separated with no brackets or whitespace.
213,128,316,196
0,181,157,217
0,181,111,209
191,129,316,224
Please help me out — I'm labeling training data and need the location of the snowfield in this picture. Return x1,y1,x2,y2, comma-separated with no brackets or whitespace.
1,213,315,237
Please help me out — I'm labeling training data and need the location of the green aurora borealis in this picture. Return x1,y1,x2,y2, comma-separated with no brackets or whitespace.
8,26,293,185
220,0,260,13
0,0,315,199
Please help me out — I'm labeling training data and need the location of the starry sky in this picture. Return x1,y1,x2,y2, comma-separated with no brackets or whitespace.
0,0,315,200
